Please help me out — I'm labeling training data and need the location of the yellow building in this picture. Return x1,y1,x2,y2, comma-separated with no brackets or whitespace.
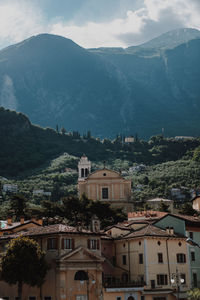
191,195,200,211
0,219,104,300
102,223,189,300
78,156,133,212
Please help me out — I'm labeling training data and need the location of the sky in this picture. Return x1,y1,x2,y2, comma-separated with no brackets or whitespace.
0,0,200,49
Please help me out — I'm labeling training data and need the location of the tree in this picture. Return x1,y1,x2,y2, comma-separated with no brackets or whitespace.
158,200,170,212
179,202,197,216
60,126,66,135
1,236,48,299
10,194,27,220
188,288,200,300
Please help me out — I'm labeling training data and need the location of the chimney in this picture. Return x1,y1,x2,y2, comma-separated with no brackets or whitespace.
170,227,174,235
166,226,170,234
7,216,12,226
20,216,24,224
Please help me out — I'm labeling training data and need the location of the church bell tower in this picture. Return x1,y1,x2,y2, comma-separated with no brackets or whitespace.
78,156,91,180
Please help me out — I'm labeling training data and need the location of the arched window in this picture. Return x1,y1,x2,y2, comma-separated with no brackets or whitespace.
127,296,135,300
81,168,84,177
85,168,88,177
74,270,89,281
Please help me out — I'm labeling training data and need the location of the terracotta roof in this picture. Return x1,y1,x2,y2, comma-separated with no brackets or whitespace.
0,224,101,240
128,211,168,221
121,224,185,239
0,220,41,230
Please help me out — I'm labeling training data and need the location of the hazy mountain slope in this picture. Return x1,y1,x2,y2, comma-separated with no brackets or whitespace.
0,34,128,137
0,29,200,138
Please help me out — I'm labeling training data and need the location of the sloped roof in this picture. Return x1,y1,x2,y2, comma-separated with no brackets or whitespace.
120,224,185,240
0,224,102,240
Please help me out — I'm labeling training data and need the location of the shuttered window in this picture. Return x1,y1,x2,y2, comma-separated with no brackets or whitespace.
62,238,74,250
47,238,58,250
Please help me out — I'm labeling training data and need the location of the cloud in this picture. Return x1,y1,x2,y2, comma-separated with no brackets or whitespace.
0,0,200,49
0,0,44,48
50,0,200,48
0,75,18,111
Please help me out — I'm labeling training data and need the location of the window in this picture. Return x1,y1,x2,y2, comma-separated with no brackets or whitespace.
193,273,197,287
122,255,127,265
116,297,121,300
47,238,58,250
76,296,87,300
157,274,168,285
2,298,9,300
29,297,36,300
191,251,195,261
139,253,143,264
158,253,163,263
44,297,51,300
151,280,155,289
189,232,193,239
102,187,109,199
141,297,145,300
177,253,186,263
122,272,128,283
62,238,74,250
88,239,99,250
153,298,166,300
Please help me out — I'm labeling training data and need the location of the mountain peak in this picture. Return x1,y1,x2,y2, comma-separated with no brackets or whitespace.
127,28,200,50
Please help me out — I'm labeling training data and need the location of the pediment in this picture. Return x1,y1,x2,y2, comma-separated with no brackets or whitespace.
59,246,104,263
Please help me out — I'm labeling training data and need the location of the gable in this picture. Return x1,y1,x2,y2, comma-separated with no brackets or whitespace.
88,169,123,180
154,215,185,236
60,247,104,263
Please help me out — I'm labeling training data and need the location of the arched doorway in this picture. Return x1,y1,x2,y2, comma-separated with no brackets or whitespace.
74,270,89,281
127,296,135,300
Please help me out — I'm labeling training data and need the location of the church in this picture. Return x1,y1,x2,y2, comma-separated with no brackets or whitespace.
78,156,133,212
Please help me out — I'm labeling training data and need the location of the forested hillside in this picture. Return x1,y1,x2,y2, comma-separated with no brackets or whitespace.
1,107,200,178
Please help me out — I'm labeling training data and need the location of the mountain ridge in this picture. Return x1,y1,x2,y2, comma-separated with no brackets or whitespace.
0,28,200,138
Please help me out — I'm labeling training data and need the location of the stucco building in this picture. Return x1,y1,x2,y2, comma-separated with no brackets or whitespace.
78,156,133,212
0,218,104,300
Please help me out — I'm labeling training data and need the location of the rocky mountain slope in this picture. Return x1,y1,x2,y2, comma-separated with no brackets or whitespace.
0,28,200,138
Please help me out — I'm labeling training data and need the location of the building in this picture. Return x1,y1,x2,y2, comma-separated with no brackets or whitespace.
0,218,104,300
191,195,200,211
102,222,189,300
2,184,18,193
78,156,133,212
147,198,174,213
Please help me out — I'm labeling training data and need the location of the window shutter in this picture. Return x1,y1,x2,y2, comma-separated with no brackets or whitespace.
72,238,75,249
61,238,64,249
88,239,90,249
47,239,50,250
97,239,100,250
55,238,58,249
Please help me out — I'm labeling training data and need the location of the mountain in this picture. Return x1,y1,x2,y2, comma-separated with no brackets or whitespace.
127,28,200,51
0,29,200,138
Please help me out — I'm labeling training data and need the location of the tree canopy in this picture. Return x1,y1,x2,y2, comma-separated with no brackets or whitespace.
1,236,48,299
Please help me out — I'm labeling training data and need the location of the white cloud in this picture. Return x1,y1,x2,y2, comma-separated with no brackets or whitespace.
0,75,18,111
50,0,200,48
0,0,199,49
0,0,44,48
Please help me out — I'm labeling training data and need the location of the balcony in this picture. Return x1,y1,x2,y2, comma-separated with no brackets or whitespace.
103,278,146,289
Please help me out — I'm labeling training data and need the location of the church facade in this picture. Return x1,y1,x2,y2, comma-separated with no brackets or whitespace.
78,156,133,212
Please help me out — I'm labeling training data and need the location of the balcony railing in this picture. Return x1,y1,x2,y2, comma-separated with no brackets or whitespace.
103,278,146,288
